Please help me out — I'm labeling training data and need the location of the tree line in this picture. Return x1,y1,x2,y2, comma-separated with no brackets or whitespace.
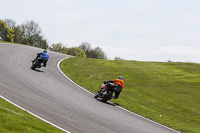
0,19,48,49
49,42,107,59
0,19,123,60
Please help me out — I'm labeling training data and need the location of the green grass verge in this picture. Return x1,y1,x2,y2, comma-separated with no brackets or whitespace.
0,98,65,133
0,40,40,48
0,40,12,43
60,57,200,133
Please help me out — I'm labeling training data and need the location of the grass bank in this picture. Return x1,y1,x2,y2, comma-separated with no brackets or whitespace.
0,98,64,133
60,57,200,133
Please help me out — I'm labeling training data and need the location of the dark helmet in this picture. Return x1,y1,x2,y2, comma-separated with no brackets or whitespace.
118,76,123,80
43,50,47,53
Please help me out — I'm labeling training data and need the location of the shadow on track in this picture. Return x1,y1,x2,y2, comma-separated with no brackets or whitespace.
95,99,119,106
30,68,44,73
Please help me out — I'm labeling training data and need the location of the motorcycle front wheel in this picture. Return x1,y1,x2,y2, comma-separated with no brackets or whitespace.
31,62,40,70
101,91,113,102
94,93,99,99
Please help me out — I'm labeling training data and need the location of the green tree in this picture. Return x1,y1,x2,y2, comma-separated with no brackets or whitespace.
19,23,28,44
13,26,22,43
23,20,41,46
87,47,107,59
0,20,14,42
4,19,16,30
79,42,91,57
4,19,22,43
114,57,123,60
49,43,64,52
19,20,48,48
67,47,86,57
36,35,48,49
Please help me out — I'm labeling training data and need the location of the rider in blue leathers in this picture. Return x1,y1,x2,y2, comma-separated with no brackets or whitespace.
32,50,49,67
40,50,49,67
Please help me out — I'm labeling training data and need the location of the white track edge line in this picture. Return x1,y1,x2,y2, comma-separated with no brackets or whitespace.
0,95,71,133
57,58,94,95
58,57,180,133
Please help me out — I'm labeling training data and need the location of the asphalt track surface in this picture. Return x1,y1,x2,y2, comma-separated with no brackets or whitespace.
0,43,179,133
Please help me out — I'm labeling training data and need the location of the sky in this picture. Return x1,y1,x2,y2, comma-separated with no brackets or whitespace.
1,0,200,62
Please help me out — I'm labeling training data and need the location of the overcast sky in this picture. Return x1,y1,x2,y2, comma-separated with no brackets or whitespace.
1,0,200,62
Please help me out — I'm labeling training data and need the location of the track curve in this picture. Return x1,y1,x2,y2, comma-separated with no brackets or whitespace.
0,43,178,133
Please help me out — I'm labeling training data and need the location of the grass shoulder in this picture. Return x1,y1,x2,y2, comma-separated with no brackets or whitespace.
0,40,12,43
0,98,65,133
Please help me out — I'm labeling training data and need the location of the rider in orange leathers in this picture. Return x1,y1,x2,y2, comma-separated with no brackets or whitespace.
104,76,124,99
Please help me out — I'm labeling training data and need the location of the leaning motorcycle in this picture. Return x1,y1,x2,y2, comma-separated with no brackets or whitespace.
94,82,113,102
31,53,44,70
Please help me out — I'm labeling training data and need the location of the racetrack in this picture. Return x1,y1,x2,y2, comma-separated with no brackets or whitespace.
0,43,179,133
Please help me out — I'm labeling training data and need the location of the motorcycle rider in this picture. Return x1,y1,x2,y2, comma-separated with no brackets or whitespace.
104,76,124,99
40,50,49,67
32,50,49,67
